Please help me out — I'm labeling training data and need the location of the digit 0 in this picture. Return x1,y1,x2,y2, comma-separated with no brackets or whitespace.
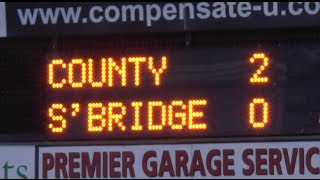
48,103,67,133
249,53,269,84
249,98,269,128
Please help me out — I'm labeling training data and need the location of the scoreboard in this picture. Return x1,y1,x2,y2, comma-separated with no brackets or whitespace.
45,37,320,140
2,2,320,179
0,2,320,142
1,33,320,142
44,44,311,141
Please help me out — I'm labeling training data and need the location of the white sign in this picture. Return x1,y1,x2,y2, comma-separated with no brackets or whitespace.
39,141,320,179
0,145,35,179
0,2,6,38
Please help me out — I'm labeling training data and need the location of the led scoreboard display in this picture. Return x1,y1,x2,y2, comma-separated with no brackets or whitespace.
47,48,274,140
42,41,320,141
1,29,320,141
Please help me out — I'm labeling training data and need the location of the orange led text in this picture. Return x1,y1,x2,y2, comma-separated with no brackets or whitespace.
48,99,207,133
249,53,269,84
48,56,168,88
249,98,270,128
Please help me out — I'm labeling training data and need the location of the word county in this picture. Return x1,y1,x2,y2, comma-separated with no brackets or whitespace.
48,56,167,88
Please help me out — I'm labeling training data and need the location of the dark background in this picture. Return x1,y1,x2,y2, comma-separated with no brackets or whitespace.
1,28,320,142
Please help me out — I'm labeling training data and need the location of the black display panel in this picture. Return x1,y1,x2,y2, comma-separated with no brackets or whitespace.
43,43,320,140
1,33,320,142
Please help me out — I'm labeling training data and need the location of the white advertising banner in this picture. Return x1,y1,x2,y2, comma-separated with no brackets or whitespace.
39,141,320,179
0,2,6,38
0,145,35,179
